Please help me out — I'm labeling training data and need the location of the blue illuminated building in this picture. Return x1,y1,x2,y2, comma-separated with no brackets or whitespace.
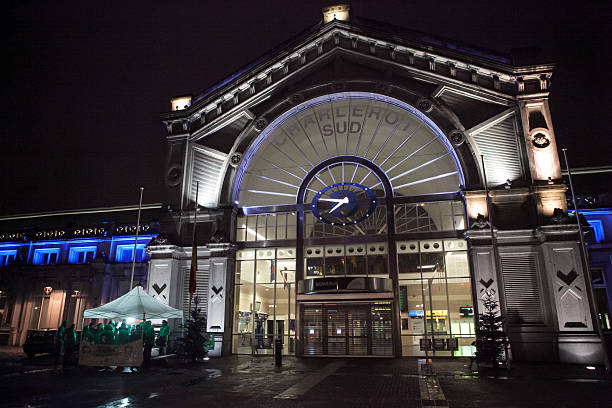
562,166,612,360
570,209,612,329
0,205,160,346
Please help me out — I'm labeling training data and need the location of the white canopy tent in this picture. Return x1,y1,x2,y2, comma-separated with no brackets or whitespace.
83,286,183,320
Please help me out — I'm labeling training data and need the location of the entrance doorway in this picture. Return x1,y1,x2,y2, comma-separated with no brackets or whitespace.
302,302,393,356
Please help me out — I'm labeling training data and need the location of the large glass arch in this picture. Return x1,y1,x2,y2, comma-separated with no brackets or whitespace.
233,92,465,208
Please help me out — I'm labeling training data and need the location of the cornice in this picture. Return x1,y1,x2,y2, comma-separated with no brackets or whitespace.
161,23,553,138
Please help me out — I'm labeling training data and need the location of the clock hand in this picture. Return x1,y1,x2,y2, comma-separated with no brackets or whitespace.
328,196,349,213
318,198,346,203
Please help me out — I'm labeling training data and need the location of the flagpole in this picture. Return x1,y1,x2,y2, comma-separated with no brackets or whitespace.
562,148,610,373
129,187,144,290
189,182,199,315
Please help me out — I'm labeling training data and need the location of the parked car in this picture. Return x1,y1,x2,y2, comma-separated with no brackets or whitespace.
23,329,57,358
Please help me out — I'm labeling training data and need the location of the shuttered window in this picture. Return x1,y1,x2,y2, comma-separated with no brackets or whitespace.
500,253,544,325
471,114,523,187
191,146,226,207
303,306,323,355
301,302,393,356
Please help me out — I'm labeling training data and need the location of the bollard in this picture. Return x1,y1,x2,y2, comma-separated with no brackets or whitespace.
275,338,282,367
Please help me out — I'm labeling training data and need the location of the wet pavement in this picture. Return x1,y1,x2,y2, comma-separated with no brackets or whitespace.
1,347,611,407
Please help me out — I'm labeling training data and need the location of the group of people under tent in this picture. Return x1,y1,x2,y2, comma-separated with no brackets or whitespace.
56,319,171,368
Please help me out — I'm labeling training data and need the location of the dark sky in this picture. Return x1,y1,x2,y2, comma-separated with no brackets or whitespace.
3,1,611,215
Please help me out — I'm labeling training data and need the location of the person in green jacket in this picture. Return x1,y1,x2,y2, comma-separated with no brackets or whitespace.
81,322,95,343
63,324,77,368
100,324,115,344
158,320,170,355
130,322,143,342
117,321,130,344
54,321,66,365
143,321,155,368
94,323,105,344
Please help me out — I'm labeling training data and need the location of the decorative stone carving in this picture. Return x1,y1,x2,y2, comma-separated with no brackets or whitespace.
448,130,465,146
557,269,578,286
210,229,225,243
147,233,170,247
166,165,182,187
546,245,592,331
254,118,268,131
416,98,433,113
532,132,551,148
550,208,570,224
471,213,490,230
229,152,242,167
480,278,494,289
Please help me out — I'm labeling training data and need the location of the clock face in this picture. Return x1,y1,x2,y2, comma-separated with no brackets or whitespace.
311,182,377,225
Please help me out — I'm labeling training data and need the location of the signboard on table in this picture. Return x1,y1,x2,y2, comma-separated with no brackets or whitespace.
78,338,143,367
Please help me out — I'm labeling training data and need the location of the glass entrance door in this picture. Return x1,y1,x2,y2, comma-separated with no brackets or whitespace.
301,302,393,356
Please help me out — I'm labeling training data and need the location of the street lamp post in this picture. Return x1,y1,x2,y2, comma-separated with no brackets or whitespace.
129,187,144,291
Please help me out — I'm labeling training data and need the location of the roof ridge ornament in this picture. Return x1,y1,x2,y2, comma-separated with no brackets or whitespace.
322,4,350,23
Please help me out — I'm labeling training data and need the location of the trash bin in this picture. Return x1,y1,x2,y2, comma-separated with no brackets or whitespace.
274,338,282,367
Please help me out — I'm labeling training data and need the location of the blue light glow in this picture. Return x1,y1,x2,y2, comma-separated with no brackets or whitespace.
568,210,608,242
587,219,604,243
32,248,60,265
115,244,146,263
68,246,97,264
569,209,612,216
0,235,155,265
0,250,17,266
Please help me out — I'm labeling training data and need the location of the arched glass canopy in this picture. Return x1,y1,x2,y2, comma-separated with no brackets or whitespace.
233,92,464,208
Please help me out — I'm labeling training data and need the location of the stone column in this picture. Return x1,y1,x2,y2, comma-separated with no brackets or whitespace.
539,225,604,364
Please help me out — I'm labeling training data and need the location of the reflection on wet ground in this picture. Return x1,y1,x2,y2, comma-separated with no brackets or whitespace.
2,354,611,408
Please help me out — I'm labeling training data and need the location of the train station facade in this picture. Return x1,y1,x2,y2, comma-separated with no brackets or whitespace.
151,7,606,363
2,7,603,363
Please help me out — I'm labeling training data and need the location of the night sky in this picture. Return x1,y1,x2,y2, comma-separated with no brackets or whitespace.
3,1,611,216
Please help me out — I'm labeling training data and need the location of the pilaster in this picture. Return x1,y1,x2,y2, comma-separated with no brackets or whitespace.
518,96,562,182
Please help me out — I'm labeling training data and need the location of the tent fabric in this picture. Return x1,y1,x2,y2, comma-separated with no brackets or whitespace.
83,286,183,320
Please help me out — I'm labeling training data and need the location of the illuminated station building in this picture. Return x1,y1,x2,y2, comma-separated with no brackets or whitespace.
151,5,607,362
0,206,160,346
1,6,608,364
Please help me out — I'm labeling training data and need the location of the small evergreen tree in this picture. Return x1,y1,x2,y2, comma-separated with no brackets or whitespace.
178,296,211,362
474,290,508,368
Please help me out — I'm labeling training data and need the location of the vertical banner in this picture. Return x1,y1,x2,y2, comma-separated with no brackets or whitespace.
148,262,171,305
207,260,226,332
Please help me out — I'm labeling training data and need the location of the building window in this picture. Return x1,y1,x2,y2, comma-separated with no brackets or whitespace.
0,250,17,266
236,213,296,242
32,248,60,265
395,201,466,234
586,219,605,243
115,244,146,263
233,248,296,355
68,246,97,264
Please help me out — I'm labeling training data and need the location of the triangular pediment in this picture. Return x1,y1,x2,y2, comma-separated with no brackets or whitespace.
162,18,549,139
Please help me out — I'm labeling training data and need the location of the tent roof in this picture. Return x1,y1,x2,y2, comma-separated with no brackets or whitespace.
83,286,183,320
